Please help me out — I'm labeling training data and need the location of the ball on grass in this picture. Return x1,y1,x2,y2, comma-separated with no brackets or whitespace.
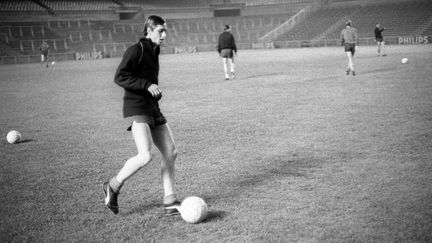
401,58,408,64
7,130,21,144
180,196,208,224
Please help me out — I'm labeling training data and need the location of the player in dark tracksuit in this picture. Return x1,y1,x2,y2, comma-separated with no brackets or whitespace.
103,15,180,216
217,25,237,80
374,24,386,56
341,20,358,76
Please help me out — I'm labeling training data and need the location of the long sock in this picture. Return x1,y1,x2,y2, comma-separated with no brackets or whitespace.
223,59,229,78
109,177,122,193
229,59,235,73
164,194,177,205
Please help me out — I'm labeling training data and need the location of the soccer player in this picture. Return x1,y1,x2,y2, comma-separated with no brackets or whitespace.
341,20,358,76
103,15,180,215
217,25,237,80
39,40,50,68
374,23,386,56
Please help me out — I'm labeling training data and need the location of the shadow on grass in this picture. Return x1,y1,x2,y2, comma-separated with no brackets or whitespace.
202,210,229,223
243,72,285,80
359,66,399,75
300,74,342,83
18,139,36,144
204,153,321,203
124,200,161,216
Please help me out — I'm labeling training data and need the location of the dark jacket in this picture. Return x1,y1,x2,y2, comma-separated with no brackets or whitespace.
114,38,161,118
374,27,384,40
217,31,237,53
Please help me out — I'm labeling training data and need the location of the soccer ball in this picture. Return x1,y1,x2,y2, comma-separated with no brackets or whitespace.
401,58,408,64
51,61,56,66
180,196,208,224
6,130,21,144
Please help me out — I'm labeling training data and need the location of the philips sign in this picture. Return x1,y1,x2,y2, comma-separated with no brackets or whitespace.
398,36,429,45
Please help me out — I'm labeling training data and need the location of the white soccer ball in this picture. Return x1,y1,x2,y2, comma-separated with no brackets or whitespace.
401,58,408,64
51,61,56,66
180,196,208,224
6,130,21,144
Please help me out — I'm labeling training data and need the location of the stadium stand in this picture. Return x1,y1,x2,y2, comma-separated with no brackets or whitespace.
0,21,69,54
418,18,432,36
278,0,432,42
38,0,119,12
119,0,316,9
0,0,45,11
276,6,358,41
121,0,209,8
0,0,431,64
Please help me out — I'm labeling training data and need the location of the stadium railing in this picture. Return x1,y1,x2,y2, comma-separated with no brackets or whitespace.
1,35,431,64
0,52,75,65
258,6,311,43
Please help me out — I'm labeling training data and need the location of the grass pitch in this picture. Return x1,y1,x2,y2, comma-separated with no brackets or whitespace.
1,45,431,242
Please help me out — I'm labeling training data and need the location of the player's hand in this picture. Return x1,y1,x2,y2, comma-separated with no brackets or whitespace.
148,84,162,100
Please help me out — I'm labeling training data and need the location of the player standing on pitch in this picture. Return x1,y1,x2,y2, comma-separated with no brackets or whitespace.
103,15,180,215
341,20,358,76
39,40,50,68
374,23,386,56
217,25,237,80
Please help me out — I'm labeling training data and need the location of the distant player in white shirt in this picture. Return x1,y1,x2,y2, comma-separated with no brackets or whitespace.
341,20,358,76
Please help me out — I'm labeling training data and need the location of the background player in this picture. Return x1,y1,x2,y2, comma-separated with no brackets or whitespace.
39,40,50,68
103,15,180,215
217,25,237,80
341,20,358,76
374,23,386,56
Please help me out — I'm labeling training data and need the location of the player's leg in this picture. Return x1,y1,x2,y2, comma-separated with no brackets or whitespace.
228,57,235,79
44,54,49,67
344,43,351,74
346,51,354,74
151,123,180,214
345,51,352,74
116,121,153,182
381,41,386,56
377,42,381,56
222,58,229,80
350,46,356,76
41,55,44,67
104,120,153,214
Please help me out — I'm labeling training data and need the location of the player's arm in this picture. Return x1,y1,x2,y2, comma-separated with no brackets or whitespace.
231,35,237,54
147,84,162,100
354,29,359,49
114,45,153,91
217,35,222,53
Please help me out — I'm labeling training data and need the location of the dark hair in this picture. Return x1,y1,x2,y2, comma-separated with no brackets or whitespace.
224,25,230,31
346,20,352,26
143,15,166,36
